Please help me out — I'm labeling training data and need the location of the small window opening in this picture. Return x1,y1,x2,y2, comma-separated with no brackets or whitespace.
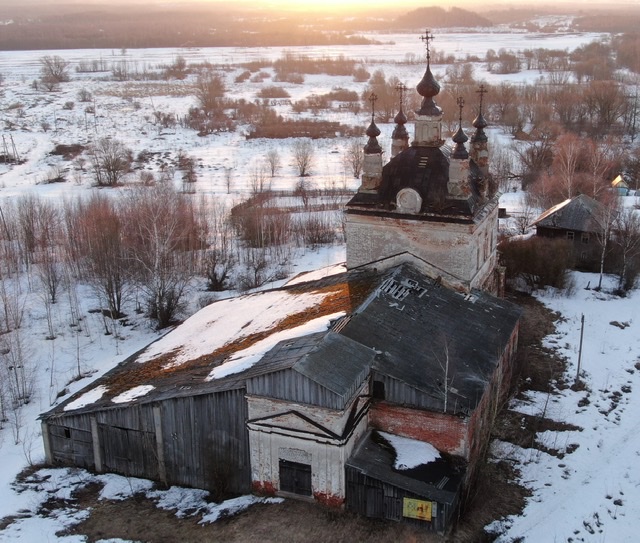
372,380,385,400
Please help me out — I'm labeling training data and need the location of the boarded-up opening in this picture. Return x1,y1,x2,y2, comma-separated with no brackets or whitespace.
372,380,385,400
99,424,158,479
279,459,312,496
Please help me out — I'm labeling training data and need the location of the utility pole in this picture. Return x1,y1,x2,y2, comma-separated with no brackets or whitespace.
575,314,585,387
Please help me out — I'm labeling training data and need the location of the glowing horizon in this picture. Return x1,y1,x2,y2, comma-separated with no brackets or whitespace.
197,0,430,14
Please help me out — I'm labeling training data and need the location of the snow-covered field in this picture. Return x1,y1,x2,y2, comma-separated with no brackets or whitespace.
490,273,640,542
1,25,638,542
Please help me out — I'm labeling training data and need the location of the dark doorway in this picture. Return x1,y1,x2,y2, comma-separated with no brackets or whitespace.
279,459,312,496
372,380,385,400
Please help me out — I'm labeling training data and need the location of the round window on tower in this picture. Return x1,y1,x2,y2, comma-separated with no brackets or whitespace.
396,188,422,214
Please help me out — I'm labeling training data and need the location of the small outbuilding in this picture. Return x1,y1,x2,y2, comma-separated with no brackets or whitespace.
531,194,604,271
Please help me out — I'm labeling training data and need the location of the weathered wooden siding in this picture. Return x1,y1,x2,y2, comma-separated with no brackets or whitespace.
247,369,356,410
160,389,250,494
45,413,94,469
371,373,443,411
43,387,251,495
345,467,457,533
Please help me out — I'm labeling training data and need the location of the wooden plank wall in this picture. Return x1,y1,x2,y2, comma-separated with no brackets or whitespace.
160,389,251,494
44,387,251,496
345,466,456,533
46,413,94,469
247,369,346,410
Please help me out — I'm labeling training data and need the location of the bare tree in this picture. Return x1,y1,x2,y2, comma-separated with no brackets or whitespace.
292,138,314,177
513,199,538,235
249,164,269,196
40,55,70,86
78,194,131,324
584,81,627,133
224,166,234,194
88,138,132,187
194,72,226,115
513,132,554,189
0,327,35,442
237,247,270,291
552,133,583,200
489,136,516,192
584,137,622,198
344,139,364,178
265,149,281,178
594,194,619,290
614,208,640,291
121,185,201,328
361,70,401,122
202,199,235,291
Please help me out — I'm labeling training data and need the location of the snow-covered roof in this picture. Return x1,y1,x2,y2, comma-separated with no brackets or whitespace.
49,268,381,413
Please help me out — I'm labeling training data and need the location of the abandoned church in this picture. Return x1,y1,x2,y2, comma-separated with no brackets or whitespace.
40,33,522,533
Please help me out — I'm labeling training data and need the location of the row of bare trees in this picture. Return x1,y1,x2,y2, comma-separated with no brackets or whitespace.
0,184,346,331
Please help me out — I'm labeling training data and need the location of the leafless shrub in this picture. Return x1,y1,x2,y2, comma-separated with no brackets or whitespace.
500,237,573,291
88,138,133,187
257,86,290,99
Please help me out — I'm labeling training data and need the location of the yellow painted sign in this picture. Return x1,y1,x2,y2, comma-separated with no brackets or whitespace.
402,497,433,521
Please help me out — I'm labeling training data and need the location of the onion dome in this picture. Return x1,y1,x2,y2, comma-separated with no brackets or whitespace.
416,65,442,116
364,93,383,155
451,126,469,159
416,30,442,116
392,105,409,140
452,97,469,159
471,85,488,143
364,116,382,154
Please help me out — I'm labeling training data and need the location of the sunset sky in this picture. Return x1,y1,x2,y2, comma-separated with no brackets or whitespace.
201,0,443,13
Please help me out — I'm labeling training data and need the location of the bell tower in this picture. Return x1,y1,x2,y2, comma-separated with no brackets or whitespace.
345,31,501,294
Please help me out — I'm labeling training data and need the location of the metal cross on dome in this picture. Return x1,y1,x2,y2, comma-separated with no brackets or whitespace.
420,30,434,62
369,92,378,120
457,96,465,125
395,82,407,99
476,84,487,111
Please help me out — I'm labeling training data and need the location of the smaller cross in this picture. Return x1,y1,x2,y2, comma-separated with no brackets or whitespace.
476,84,487,111
395,82,407,109
420,30,434,62
369,92,378,119
457,96,465,125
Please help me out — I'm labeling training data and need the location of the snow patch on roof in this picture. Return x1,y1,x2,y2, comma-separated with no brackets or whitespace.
136,290,331,370
530,198,571,226
207,311,345,380
111,385,155,404
379,431,440,470
63,385,108,412
285,263,347,286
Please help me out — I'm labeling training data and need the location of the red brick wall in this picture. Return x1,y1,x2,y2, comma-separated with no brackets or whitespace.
369,402,469,458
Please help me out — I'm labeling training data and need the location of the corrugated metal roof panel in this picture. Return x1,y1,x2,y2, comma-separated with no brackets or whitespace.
340,265,522,413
